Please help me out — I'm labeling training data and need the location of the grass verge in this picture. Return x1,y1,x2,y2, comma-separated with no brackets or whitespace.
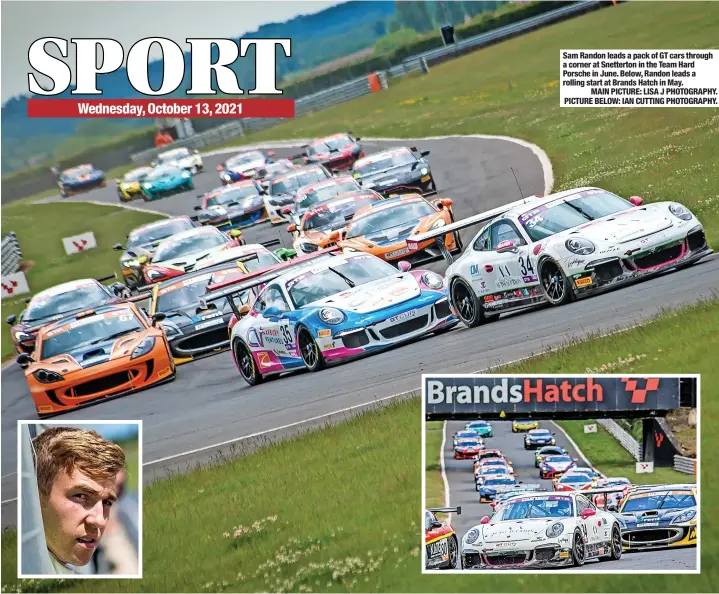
2,297,714,593
0,202,165,360
424,421,445,510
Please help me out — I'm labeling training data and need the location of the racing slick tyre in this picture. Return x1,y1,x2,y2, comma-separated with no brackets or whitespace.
234,339,264,386
298,327,326,372
441,535,460,570
449,278,485,328
571,529,586,567
538,257,575,306
605,524,622,561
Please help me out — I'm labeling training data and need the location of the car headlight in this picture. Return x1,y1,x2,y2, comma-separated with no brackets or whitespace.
671,509,696,524
565,237,595,255
131,336,156,359
162,323,181,338
420,272,444,290
14,331,34,343
182,170,192,178
546,521,564,538
300,242,319,253
123,259,140,268
669,203,693,221
465,528,480,545
430,219,446,230
221,172,232,181
32,369,64,383
143,182,153,189
318,307,345,325
421,167,429,176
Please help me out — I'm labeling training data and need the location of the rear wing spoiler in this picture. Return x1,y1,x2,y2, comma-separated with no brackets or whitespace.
96,273,119,283
405,195,544,264
428,507,461,515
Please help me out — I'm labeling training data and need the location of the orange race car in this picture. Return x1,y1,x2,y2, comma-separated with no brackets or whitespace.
336,193,463,266
288,190,384,255
17,302,175,417
425,507,462,570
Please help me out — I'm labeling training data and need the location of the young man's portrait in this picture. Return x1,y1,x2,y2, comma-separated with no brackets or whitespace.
19,423,141,578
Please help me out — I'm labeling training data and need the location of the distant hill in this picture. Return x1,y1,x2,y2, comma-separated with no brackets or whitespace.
1,0,395,174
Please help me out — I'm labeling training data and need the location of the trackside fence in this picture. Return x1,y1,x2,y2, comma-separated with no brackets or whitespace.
673,455,697,475
2,232,22,276
597,419,642,461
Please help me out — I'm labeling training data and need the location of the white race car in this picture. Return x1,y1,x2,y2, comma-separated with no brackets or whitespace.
461,491,623,569
152,147,204,175
405,187,712,327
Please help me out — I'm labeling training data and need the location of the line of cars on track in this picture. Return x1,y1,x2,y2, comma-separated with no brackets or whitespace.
426,421,697,570
13,131,714,417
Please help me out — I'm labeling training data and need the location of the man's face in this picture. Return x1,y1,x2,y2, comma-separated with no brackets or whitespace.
40,468,118,566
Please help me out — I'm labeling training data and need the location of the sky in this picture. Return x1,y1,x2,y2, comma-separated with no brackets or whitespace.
0,0,345,102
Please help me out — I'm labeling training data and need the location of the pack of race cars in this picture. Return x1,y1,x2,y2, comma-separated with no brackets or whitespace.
10,131,711,417
426,421,698,570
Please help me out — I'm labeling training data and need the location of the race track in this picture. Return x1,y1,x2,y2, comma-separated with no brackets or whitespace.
437,420,698,571
2,136,714,533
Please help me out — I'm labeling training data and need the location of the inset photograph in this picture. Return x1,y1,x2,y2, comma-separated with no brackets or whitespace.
17,421,142,579
423,374,699,573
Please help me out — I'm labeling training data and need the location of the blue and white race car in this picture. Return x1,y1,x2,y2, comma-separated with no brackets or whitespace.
204,250,458,385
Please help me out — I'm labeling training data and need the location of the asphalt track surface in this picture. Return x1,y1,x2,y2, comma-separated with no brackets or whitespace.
2,137,714,537
439,420,697,571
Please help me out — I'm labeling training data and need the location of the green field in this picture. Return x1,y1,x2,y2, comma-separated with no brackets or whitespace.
0,202,165,360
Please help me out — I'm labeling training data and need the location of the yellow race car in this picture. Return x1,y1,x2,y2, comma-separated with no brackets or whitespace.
512,419,539,433
116,166,154,202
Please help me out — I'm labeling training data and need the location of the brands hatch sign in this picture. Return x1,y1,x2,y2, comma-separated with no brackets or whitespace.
423,375,683,421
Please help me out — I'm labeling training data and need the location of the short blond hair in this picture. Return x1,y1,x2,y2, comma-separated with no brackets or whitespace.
33,427,126,500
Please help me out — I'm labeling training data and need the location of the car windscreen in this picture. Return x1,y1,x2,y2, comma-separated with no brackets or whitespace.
123,168,152,182
622,492,696,512
156,274,216,311
307,136,352,155
153,232,226,261
499,497,573,520
41,311,143,359
519,190,632,242
146,166,182,180
127,220,193,247
345,201,434,239
206,186,259,207
297,181,360,210
286,256,396,308
270,169,327,194
302,197,377,232
226,152,264,167
353,150,415,175
25,284,111,322
158,149,190,163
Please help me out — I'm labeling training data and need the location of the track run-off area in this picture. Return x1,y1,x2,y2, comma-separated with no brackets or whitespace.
2,136,711,552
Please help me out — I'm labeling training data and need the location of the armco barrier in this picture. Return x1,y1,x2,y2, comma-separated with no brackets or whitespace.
1,232,22,276
597,419,642,461
129,1,604,165
673,455,697,475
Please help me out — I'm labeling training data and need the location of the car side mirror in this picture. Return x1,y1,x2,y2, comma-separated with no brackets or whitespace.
421,150,430,157
152,312,166,327
581,508,596,520
216,165,224,171
282,207,292,214
629,196,644,206
430,520,443,529
239,304,251,317
230,230,242,239
110,282,129,297
6,314,17,325
113,243,124,251
17,353,34,368
607,503,618,512
287,223,297,233
138,256,148,264
495,240,517,253
480,516,490,525
398,261,412,272
267,151,276,157
441,198,453,208
328,230,341,243
263,306,283,319
194,205,202,211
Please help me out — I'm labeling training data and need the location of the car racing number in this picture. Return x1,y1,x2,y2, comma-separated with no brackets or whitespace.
428,538,449,558
280,323,294,346
518,255,535,277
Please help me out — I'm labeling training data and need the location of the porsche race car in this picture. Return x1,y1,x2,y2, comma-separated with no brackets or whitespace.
288,175,363,229
524,428,556,449
478,475,518,503
454,437,483,459
425,507,462,570
262,165,332,224
462,491,623,569
295,132,364,172
539,454,576,479
16,302,175,417
352,146,437,197
152,147,204,174
535,445,568,468
216,150,276,184
116,166,154,201
6,277,132,354
204,251,458,386
405,187,712,328
58,164,106,197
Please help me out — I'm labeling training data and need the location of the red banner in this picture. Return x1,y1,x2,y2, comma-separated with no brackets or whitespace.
27,98,295,118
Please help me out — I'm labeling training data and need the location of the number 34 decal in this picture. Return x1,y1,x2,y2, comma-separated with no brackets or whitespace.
518,255,535,277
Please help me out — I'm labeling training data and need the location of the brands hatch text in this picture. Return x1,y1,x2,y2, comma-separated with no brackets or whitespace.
426,378,605,405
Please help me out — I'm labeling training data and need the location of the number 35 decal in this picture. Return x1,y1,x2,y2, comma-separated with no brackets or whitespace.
280,324,294,345
518,256,535,276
